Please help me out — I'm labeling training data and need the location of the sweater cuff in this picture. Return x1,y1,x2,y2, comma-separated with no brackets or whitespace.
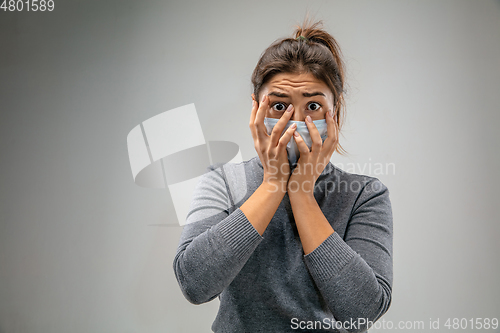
304,232,358,283
214,208,263,260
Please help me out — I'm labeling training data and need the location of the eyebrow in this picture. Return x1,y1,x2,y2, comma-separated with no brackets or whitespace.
267,91,326,98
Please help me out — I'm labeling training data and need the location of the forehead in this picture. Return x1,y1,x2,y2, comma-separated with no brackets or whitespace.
264,72,330,92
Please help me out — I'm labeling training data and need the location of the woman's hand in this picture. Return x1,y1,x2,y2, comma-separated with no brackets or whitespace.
287,110,338,254
249,94,297,193
241,95,297,235
288,110,339,196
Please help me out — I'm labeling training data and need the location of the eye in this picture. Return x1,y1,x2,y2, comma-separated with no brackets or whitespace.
307,102,322,111
271,102,288,112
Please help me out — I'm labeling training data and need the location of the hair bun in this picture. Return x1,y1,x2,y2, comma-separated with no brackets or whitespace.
294,20,342,59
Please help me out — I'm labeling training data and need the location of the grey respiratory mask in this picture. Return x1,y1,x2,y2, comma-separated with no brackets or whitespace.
263,117,328,167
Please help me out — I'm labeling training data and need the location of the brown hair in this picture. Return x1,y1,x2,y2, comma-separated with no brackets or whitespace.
251,19,347,155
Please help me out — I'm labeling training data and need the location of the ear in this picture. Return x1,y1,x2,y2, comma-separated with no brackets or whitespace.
251,93,256,101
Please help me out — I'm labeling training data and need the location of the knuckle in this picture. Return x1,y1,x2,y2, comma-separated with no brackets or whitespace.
271,127,282,136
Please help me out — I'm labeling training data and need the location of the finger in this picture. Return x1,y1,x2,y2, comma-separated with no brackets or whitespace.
270,104,295,147
249,99,259,140
321,110,339,158
293,131,310,154
276,122,296,153
305,115,322,156
322,110,338,151
254,95,270,141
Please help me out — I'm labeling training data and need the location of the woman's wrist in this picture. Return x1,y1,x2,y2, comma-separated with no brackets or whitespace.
241,180,287,236
288,187,334,255
261,178,288,196
287,174,316,198
288,188,316,202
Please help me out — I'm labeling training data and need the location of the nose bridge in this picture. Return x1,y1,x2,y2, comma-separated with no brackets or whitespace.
291,105,305,121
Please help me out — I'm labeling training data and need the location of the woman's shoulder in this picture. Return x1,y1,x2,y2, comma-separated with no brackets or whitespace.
322,162,390,197
321,164,392,222
331,162,384,181
206,156,261,172
200,157,262,206
204,157,262,187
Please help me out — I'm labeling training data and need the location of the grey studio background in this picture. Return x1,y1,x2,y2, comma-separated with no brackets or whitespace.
1,0,499,332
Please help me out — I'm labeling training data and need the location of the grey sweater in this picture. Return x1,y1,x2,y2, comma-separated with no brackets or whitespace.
173,157,393,333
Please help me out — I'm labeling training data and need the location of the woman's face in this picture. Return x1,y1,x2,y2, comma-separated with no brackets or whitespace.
258,72,335,121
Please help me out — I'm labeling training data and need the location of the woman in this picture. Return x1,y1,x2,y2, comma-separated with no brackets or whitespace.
173,20,393,333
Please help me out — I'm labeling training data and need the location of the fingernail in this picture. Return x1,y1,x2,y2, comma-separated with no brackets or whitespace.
329,110,334,118
306,115,312,123
290,123,297,129
286,104,293,112
261,95,266,103
293,131,299,137
252,100,256,107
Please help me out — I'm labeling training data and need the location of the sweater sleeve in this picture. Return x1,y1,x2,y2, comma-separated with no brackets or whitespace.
173,165,263,305
303,178,393,332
